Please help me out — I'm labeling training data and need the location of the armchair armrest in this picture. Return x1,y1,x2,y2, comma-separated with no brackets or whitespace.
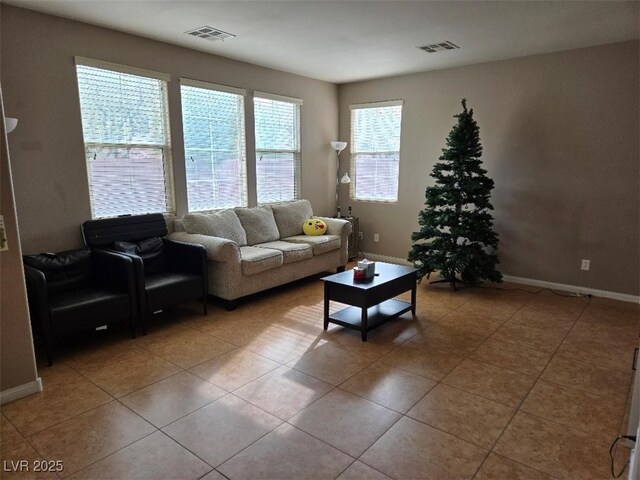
96,248,145,320
98,247,145,276
168,232,241,263
163,239,207,276
93,249,136,294
23,264,51,340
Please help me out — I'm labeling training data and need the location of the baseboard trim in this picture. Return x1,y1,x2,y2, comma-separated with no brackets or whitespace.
501,275,640,304
362,252,412,267
362,252,640,304
0,378,42,405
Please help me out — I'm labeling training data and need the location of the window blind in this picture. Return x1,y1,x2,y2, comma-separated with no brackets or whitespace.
350,102,403,202
75,63,174,218
181,81,247,211
254,94,302,204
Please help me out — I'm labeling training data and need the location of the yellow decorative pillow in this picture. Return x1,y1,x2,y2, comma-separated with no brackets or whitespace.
303,218,327,236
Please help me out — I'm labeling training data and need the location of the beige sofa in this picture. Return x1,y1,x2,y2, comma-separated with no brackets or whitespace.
168,200,351,308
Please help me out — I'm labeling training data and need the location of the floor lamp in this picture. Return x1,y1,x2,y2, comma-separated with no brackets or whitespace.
331,141,350,216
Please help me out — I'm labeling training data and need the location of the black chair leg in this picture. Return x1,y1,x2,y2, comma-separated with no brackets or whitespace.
139,314,148,336
203,295,208,315
45,338,54,367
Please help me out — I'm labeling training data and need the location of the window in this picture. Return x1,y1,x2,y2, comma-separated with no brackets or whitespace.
350,100,403,202
75,58,174,218
181,80,247,211
254,92,302,204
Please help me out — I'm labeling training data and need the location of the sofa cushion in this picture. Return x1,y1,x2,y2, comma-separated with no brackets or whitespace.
173,219,185,233
235,206,280,246
239,246,283,275
183,210,247,246
283,235,341,256
270,200,313,239
254,241,313,264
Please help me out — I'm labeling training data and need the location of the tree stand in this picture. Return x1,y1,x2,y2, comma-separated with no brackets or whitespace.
429,278,463,291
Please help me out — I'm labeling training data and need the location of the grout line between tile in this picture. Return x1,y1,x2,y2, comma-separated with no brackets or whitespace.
532,373,631,404
484,451,562,480
31,423,158,479
160,394,287,471
469,292,592,479
17,283,624,480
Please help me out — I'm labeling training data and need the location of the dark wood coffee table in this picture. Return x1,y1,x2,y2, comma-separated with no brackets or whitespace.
322,262,417,341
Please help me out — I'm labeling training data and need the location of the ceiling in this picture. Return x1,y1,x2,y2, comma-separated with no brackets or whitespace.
3,0,639,83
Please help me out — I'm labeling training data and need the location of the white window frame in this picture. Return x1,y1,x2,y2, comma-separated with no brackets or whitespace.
254,91,303,204
180,78,248,212
350,99,403,203
75,57,175,218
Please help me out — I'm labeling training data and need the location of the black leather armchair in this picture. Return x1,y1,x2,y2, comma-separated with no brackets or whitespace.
23,248,137,366
82,214,208,334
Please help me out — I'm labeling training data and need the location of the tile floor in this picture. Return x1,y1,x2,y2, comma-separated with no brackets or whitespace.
1,265,638,480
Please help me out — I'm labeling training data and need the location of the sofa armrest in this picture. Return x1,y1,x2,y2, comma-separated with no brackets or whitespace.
315,217,352,238
168,232,241,263
315,217,352,266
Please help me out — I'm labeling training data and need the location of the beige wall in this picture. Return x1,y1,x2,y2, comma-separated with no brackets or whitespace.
0,5,338,254
1,88,39,392
338,41,639,296
1,5,638,296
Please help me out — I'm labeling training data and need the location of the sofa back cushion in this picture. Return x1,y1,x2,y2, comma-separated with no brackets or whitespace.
24,249,94,295
235,206,280,246
270,200,313,239
183,210,247,246
173,219,185,233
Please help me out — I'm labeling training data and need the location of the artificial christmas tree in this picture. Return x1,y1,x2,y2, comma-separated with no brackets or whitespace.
408,99,502,289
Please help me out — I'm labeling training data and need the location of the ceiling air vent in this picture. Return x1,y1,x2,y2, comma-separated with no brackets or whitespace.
418,41,459,53
185,26,235,42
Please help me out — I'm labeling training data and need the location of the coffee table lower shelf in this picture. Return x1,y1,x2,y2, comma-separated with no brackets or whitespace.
327,299,412,338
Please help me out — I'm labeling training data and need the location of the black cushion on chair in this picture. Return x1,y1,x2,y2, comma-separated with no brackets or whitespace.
113,241,139,255
49,288,130,333
136,237,166,276
23,249,93,294
144,272,203,313
113,237,166,276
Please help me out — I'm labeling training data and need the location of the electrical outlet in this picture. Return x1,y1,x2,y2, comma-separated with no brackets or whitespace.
358,231,363,240
374,233,380,243
581,259,590,271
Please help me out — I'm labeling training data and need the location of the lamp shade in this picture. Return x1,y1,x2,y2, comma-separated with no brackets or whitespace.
340,173,351,184
5,117,18,134
330,141,347,153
